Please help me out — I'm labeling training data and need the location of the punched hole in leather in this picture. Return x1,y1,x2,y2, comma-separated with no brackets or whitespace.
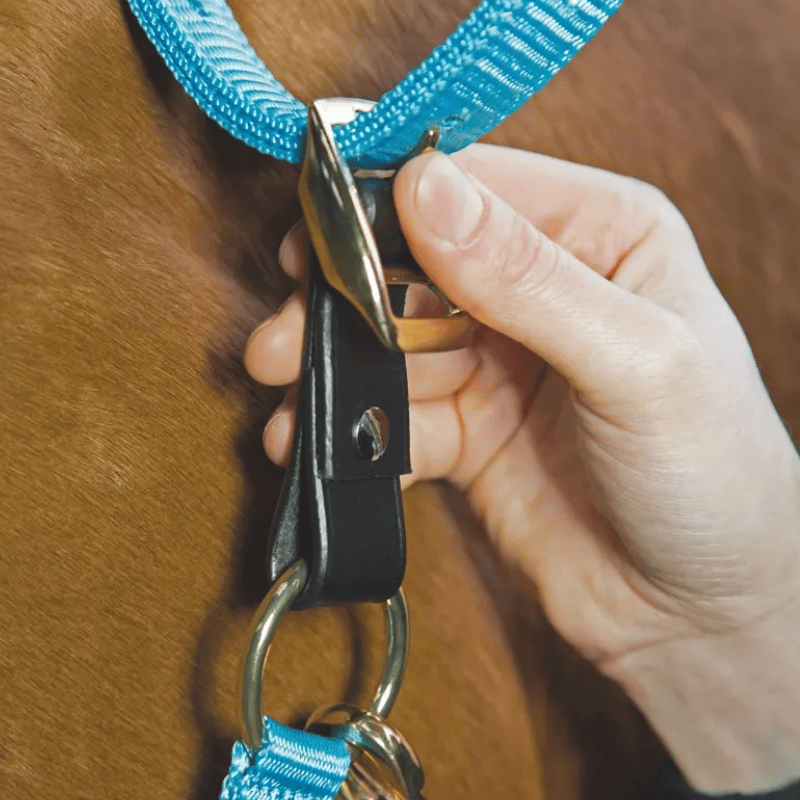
266,177,412,610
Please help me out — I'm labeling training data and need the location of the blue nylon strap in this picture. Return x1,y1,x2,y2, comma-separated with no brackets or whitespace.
126,0,624,168
220,717,351,800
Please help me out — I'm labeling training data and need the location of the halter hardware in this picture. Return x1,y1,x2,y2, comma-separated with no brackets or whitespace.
300,99,473,353
239,561,409,752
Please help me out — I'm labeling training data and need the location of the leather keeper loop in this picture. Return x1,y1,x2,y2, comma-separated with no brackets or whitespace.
265,252,410,609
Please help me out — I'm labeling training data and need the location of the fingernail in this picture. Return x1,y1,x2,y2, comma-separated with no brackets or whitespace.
246,293,291,349
414,153,485,244
263,410,291,457
247,316,275,347
245,315,279,361
278,224,303,278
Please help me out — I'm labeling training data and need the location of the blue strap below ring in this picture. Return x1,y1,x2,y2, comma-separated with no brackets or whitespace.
125,0,625,169
220,717,351,800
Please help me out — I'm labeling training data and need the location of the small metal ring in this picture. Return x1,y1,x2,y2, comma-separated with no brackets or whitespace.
238,560,409,751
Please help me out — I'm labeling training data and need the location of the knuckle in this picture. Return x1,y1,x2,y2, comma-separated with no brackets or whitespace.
481,208,554,292
633,315,706,390
560,188,634,270
557,179,693,275
628,180,694,237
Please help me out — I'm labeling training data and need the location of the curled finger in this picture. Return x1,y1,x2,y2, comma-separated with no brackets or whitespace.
278,219,311,280
245,290,305,386
262,386,297,467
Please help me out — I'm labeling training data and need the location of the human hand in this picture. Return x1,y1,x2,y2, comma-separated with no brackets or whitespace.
244,144,800,792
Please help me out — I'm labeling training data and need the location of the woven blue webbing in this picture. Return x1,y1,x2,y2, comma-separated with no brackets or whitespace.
219,717,351,800
126,0,624,168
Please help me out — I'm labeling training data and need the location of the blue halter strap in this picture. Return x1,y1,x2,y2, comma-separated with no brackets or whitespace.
219,717,352,800
126,0,623,168
123,0,624,797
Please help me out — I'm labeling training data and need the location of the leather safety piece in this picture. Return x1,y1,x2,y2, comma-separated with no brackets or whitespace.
266,179,412,609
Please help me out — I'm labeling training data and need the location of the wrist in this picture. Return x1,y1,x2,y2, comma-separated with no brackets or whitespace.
602,614,800,794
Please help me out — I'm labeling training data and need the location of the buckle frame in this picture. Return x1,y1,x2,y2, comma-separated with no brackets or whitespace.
299,98,473,353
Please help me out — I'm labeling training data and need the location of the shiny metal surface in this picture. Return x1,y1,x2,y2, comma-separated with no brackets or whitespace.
307,704,425,799
298,98,472,353
338,710,424,798
353,406,390,461
239,560,409,751
345,756,410,799
373,586,408,720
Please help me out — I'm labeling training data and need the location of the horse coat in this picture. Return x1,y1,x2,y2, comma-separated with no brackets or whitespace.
2,1,800,798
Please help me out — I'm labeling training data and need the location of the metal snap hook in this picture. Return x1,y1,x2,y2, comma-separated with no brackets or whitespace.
238,560,409,751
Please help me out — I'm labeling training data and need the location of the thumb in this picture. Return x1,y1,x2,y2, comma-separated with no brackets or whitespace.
393,151,682,403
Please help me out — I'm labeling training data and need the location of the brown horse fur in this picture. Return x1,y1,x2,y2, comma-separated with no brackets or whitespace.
2,0,800,798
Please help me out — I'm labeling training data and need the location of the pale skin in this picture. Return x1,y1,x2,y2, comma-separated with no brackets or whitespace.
245,145,800,793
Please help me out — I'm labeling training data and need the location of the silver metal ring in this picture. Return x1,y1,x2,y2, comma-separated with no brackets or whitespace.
238,560,409,751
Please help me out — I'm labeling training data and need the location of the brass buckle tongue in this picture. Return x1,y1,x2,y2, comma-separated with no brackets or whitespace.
299,98,473,353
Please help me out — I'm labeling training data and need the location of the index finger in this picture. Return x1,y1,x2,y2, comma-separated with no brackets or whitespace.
278,219,311,280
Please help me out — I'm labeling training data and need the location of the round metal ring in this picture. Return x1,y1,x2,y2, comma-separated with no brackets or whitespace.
238,559,409,751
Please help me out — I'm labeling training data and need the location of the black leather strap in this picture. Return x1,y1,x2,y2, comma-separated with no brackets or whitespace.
266,186,411,609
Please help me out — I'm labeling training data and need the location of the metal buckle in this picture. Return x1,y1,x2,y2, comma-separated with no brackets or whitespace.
299,98,473,353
